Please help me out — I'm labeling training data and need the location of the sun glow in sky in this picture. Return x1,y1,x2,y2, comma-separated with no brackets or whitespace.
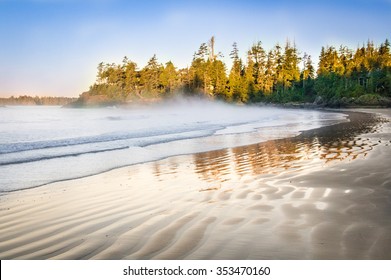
0,0,390,97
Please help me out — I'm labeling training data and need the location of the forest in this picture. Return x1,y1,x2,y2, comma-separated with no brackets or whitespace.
83,37,391,107
0,95,77,106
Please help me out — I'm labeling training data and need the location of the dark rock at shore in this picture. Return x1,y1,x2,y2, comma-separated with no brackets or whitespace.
328,94,391,108
313,96,324,106
255,94,390,110
309,94,391,109
354,94,391,107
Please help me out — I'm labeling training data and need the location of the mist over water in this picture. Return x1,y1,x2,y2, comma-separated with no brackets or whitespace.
0,98,347,192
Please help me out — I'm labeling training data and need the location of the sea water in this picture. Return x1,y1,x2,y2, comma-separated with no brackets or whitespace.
0,99,346,192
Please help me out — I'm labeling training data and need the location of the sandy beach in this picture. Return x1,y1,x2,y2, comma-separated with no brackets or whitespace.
0,108,390,260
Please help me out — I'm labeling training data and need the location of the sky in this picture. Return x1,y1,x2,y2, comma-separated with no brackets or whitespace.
0,0,390,97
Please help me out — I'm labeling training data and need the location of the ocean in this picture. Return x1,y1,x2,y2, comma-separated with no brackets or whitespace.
0,100,346,192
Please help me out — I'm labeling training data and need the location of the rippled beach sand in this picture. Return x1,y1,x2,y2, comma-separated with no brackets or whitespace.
0,109,390,259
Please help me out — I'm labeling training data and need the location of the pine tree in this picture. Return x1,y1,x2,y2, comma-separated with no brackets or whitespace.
189,42,208,93
377,39,391,95
246,41,266,98
245,50,256,99
301,53,315,98
123,57,138,95
281,40,301,92
208,36,216,61
141,54,163,94
302,53,315,80
210,59,228,98
160,61,178,93
318,46,339,75
264,50,276,94
228,42,247,102
273,43,284,95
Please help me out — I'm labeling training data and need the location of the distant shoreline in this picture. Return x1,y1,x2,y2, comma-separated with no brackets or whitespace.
64,92,391,109
0,95,77,106
1,92,390,108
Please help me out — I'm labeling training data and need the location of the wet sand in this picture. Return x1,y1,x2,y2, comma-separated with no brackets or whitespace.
0,109,390,260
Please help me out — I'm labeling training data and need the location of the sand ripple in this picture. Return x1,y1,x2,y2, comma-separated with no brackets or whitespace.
1,110,391,259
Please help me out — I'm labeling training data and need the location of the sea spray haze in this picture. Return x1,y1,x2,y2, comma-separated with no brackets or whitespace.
0,98,346,192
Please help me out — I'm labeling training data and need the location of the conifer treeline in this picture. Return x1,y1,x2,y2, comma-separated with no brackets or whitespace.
0,95,77,106
88,37,391,104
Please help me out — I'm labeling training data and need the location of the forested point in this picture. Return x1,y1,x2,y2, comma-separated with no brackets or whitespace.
76,36,391,107
0,96,77,106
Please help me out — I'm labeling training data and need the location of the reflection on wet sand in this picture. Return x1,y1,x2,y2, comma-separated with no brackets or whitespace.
144,111,391,259
187,111,384,184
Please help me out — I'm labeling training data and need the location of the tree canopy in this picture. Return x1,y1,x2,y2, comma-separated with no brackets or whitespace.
86,37,391,105
0,96,77,106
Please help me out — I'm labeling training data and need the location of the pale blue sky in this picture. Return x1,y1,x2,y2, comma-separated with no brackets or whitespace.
0,0,390,97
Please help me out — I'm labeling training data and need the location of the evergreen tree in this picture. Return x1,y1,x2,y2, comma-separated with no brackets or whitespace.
302,53,315,80
281,40,301,92
246,41,266,100
140,54,163,94
273,43,284,96
123,57,138,95
209,59,228,98
189,42,208,93
160,61,178,93
376,39,391,95
263,50,276,95
245,50,256,100
301,53,315,99
228,42,247,102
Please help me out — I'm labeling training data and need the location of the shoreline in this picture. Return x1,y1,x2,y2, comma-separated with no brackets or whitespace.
0,108,390,259
0,105,348,194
